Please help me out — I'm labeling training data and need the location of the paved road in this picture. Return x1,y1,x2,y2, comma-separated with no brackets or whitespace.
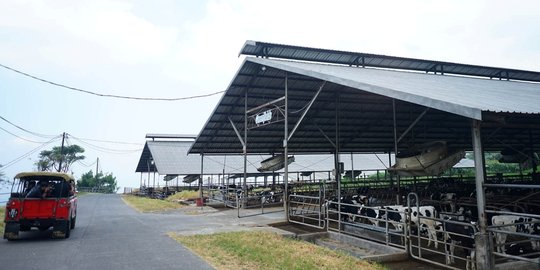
0,194,215,270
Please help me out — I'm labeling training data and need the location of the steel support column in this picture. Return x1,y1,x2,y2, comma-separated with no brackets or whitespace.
335,91,341,230
392,99,400,204
472,119,493,270
243,91,248,196
199,153,204,206
283,73,290,221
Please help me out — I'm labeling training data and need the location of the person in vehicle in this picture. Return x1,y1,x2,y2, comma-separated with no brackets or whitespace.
25,181,53,198
23,181,36,196
50,180,71,197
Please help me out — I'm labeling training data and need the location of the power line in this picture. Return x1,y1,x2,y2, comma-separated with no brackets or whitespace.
69,136,142,154
68,136,142,145
0,63,226,101
0,125,51,144
0,115,56,138
1,135,62,169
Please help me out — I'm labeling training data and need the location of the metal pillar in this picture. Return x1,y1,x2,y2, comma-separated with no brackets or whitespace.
284,73,289,221
199,153,204,205
350,152,355,180
472,119,493,270
392,99,400,204
335,92,341,229
243,90,248,196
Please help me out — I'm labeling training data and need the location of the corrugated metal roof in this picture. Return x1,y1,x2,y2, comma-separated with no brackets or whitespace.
135,141,393,175
240,40,540,83
248,57,540,119
190,54,540,155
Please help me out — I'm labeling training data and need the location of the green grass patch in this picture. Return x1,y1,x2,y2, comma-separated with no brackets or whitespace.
122,195,184,213
166,190,199,201
0,208,4,233
170,231,384,270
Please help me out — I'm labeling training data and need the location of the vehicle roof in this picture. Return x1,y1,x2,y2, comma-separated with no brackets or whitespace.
14,171,75,182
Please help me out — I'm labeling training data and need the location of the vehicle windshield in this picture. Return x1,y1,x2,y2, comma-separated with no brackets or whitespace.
11,177,75,199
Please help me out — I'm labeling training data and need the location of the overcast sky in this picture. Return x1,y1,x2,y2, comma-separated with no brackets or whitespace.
1,0,539,191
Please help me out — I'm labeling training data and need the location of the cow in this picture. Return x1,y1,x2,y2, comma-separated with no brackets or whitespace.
437,217,477,270
492,215,540,254
358,205,383,227
325,196,361,222
431,192,457,213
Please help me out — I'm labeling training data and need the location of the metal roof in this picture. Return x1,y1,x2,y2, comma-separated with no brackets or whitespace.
240,40,540,83
15,171,75,181
190,48,540,155
246,57,540,119
135,141,394,176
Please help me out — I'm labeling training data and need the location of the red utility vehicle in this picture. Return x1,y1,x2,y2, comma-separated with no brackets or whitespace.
4,172,77,240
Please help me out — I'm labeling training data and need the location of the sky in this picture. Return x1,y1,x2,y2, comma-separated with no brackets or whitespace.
1,0,540,192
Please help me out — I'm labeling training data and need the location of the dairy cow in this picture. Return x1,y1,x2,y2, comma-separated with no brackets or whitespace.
492,215,540,254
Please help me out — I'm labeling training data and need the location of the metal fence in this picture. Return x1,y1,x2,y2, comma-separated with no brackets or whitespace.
288,194,326,229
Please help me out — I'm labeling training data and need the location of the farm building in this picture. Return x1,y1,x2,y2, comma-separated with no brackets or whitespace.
186,41,540,269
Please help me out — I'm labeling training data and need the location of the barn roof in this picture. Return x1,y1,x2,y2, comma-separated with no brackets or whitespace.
189,41,540,155
135,140,394,176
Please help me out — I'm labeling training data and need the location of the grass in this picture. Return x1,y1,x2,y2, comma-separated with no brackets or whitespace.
121,195,184,213
165,190,199,202
0,208,4,233
170,231,385,270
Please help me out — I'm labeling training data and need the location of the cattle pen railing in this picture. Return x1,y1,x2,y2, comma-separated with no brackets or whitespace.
326,200,408,250
288,194,326,229
236,192,284,218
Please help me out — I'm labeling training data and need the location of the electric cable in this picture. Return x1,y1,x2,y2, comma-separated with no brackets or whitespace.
0,63,225,101
0,115,57,138
1,135,62,169
0,126,51,144
69,136,142,154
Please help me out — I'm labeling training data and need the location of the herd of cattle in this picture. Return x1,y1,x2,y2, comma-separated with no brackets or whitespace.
325,185,540,269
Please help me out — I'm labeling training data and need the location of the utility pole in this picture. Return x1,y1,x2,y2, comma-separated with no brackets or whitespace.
95,157,99,191
58,132,66,172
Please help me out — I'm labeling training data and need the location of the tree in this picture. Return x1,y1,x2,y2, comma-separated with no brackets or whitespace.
36,145,85,172
77,170,118,193
0,164,5,183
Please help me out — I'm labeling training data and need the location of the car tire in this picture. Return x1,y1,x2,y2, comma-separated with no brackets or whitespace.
65,220,71,239
70,216,76,229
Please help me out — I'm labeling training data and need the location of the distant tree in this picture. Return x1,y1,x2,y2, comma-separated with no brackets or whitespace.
36,145,85,172
0,164,5,183
77,170,118,193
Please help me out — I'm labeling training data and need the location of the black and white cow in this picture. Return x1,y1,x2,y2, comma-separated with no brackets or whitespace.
381,205,440,248
437,217,477,270
492,215,540,254
358,205,383,227
325,196,361,222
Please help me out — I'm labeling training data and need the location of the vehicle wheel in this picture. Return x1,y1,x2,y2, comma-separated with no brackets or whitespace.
65,220,71,239
70,216,76,229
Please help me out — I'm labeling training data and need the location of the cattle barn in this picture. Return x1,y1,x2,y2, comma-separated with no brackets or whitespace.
189,41,540,270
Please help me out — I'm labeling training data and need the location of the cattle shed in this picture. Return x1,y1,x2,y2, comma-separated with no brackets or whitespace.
135,134,395,186
189,41,540,269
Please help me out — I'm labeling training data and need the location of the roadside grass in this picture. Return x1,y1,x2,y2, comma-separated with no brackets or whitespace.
76,192,89,196
0,208,4,233
170,231,385,270
166,190,199,202
122,195,184,213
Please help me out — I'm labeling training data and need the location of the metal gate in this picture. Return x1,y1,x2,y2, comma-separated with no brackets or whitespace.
407,192,477,270
288,193,326,229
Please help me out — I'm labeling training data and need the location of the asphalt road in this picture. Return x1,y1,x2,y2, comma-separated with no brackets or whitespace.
0,194,215,270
